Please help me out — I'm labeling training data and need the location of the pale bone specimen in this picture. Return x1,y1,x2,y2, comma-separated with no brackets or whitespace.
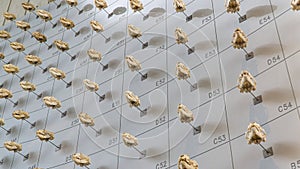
16,20,31,31
124,91,140,107
3,12,16,21
87,49,102,61
43,96,61,109
12,110,30,120
78,112,95,126
173,0,186,12
60,17,75,29
125,55,141,71
122,132,138,147
176,62,190,80
0,30,11,39
54,40,69,52
225,0,240,13
36,129,55,141
175,28,188,44
3,64,19,74
49,67,66,80
291,0,300,10
0,118,4,126
237,70,256,93
0,53,4,59
130,0,144,12
178,154,199,169
36,10,53,21
177,104,194,123
32,32,47,43
128,24,142,38
22,2,36,11
90,20,104,32
10,42,25,51
232,28,248,49
94,0,108,10
4,141,22,152
20,81,36,92
245,122,266,144
72,153,91,167
83,79,99,92
0,88,12,99
25,55,42,65
66,0,78,6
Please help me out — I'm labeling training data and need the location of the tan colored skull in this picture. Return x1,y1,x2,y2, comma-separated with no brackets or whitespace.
90,20,104,32
87,49,102,61
20,81,36,92
130,0,144,12
10,42,25,52
32,32,47,43
0,30,11,40
83,79,99,92
43,96,61,109
232,28,248,49
124,91,140,107
173,0,186,12
237,70,256,93
128,24,142,38
36,10,53,22
94,0,108,10
225,0,240,13
3,64,19,74
16,20,31,31
12,110,30,120
122,132,138,147
25,54,42,66
177,104,194,123
54,40,69,52
0,88,12,99
3,12,16,21
22,2,36,11
36,129,55,142
49,67,66,80
125,55,141,72
66,0,78,7
78,112,95,127
60,17,75,29
178,154,199,169
72,153,91,167
176,62,190,80
4,141,22,152
291,0,300,10
245,122,266,144
175,28,188,44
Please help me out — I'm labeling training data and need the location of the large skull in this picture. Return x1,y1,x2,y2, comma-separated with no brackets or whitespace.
237,70,256,93
245,122,266,144
232,28,248,49
225,0,240,13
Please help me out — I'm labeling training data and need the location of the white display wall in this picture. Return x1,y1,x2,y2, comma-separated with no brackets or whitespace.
0,0,300,169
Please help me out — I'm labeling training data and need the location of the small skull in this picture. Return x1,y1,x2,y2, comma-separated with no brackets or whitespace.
177,104,194,123
245,122,266,144
87,49,102,62
128,24,142,38
124,91,140,107
173,0,186,12
3,64,19,74
10,42,25,52
0,53,5,60
291,0,300,10
0,30,11,40
12,110,30,120
225,0,240,13
4,141,22,152
36,129,55,142
237,70,256,93
90,20,104,32
3,12,16,21
125,55,142,72
72,153,91,167
54,40,69,52
178,154,199,169
22,2,36,11
130,0,144,12
0,118,5,126
60,17,75,29
122,132,138,147
78,112,95,127
94,0,108,10
66,0,78,7
232,28,248,49
36,10,53,22
176,62,190,80
20,81,36,92
49,67,66,80
83,79,99,92
25,54,42,66
16,20,31,31
43,96,61,109
0,88,12,99
32,32,47,43
175,28,188,44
